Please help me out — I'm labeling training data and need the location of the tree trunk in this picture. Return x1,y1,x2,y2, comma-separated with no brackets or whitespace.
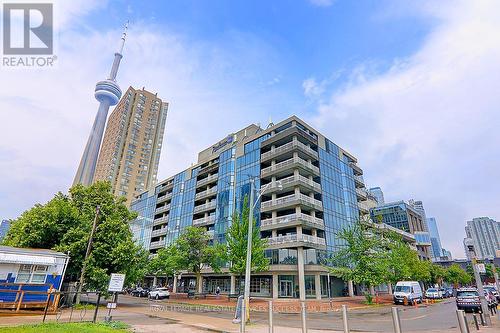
238,273,242,295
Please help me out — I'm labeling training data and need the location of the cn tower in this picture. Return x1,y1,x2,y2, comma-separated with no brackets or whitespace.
73,23,128,186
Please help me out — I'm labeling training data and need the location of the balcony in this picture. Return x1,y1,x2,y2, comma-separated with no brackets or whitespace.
261,157,319,178
354,175,364,188
266,234,326,249
157,191,173,203
193,215,216,226
149,239,166,250
358,200,375,214
260,213,324,231
355,187,368,200
261,193,323,212
195,186,218,200
349,162,363,176
151,227,168,237
261,140,318,162
153,215,169,226
155,204,171,214
197,174,218,187
262,174,321,194
193,201,217,214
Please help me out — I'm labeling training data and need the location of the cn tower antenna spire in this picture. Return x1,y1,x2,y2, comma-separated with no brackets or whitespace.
73,23,128,187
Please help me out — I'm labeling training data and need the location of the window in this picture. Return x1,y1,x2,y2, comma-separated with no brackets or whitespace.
16,264,48,284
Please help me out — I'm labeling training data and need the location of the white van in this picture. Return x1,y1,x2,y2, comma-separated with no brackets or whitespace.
393,281,423,305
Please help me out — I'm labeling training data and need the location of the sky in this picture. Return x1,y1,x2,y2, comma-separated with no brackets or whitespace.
1,0,499,259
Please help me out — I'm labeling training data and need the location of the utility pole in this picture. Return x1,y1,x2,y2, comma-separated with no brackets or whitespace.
76,205,100,304
467,245,491,325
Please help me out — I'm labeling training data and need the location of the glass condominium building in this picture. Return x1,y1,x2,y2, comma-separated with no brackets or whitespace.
130,116,368,300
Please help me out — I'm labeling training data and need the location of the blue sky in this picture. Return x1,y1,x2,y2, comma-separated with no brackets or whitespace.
1,0,499,258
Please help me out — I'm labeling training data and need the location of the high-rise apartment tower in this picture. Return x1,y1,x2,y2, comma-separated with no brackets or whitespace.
94,87,168,206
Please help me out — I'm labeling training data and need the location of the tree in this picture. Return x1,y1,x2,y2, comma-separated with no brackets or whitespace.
148,246,182,282
446,264,472,288
3,181,149,291
429,264,447,287
384,237,417,286
327,220,389,299
225,198,269,294
169,226,223,292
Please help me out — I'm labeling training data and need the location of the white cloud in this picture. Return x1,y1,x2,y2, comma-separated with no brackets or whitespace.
309,0,500,258
0,2,285,220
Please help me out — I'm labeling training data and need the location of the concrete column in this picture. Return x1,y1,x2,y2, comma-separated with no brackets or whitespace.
173,275,178,293
297,247,306,300
348,280,354,297
272,273,279,299
295,206,301,215
315,274,321,300
297,225,303,237
272,230,277,237
312,229,317,237
230,275,236,294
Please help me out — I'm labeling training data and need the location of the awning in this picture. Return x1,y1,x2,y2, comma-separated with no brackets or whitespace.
0,253,56,265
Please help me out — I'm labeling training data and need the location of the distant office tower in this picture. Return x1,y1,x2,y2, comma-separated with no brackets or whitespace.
94,87,168,206
0,220,11,241
73,24,128,186
369,187,385,205
427,217,444,260
441,248,452,260
463,217,500,260
370,201,431,260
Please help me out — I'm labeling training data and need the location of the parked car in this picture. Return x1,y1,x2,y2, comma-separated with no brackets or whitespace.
483,285,500,302
456,288,481,312
131,287,150,297
393,281,423,305
439,288,449,298
149,287,170,300
425,288,442,299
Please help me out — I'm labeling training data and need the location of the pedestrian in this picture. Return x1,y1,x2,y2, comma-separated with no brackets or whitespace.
216,286,221,298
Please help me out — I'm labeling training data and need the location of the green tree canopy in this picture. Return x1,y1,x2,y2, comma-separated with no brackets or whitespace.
168,226,224,291
2,181,149,291
446,264,472,287
327,220,389,293
148,245,182,278
225,197,269,293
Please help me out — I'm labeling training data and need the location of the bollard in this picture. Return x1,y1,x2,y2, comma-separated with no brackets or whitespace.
391,307,402,333
456,310,470,333
472,314,479,330
341,304,350,333
240,299,245,333
479,312,485,326
301,302,307,333
268,301,273,333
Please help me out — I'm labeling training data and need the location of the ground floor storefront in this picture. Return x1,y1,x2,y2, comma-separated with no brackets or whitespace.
146,272,348,300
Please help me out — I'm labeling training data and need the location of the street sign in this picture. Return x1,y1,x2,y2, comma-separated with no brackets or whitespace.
106,302,117,309
107,273,125,292
476,263,486,274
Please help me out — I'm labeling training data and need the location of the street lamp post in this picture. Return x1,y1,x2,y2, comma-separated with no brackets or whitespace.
241,178,282,333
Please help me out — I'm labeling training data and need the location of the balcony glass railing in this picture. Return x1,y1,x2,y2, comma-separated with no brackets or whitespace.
193,201,217,213
261,140,318,160
197,174,219,186
261,157,319,175
261,193,323,210
149,239,166,249
195,186,218,199
192,215,216,226
261,213,324,228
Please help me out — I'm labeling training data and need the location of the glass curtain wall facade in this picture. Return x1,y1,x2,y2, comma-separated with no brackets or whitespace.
130,116,368,299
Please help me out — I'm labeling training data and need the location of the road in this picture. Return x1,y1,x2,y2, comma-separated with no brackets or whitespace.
109,295,493,332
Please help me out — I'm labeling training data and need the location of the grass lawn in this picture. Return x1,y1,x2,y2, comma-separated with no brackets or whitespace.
0,322,130,333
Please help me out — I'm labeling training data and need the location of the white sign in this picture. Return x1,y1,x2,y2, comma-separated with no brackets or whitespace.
476,263,486,274
106,302,117,309
107,273,125,292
